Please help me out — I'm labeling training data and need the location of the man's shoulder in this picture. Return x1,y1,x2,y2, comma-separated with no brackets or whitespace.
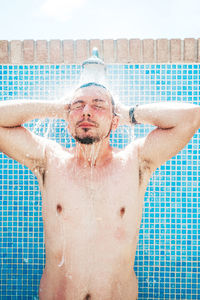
115,138,152,171
119,138,142,153
45,139,72,159
112,139,140,161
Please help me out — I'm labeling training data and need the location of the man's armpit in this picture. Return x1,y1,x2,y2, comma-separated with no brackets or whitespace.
138,158,152,186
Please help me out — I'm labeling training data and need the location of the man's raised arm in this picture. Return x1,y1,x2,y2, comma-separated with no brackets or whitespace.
0,100,68,172
117,102,200,171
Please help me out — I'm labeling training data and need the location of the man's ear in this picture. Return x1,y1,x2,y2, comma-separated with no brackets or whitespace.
111,115,120,131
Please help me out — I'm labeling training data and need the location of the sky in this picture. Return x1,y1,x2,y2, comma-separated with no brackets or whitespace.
0,0,200,40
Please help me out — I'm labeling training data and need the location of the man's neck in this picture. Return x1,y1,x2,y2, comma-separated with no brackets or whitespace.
74,138,113,168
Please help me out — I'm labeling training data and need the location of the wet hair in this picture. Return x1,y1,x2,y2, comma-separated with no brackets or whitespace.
74,82,116,113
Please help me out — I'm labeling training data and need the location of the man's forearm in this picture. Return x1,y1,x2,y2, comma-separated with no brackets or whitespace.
0,100,67,127
118,102,200,129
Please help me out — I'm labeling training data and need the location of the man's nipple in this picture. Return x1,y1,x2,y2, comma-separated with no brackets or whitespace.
120,207,125,217
84,293,91,300
57,204,62,213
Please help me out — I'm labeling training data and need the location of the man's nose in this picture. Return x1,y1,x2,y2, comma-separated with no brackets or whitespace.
82,104,92,116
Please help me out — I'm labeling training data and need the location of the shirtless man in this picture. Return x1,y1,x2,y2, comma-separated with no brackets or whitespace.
0,82,199,300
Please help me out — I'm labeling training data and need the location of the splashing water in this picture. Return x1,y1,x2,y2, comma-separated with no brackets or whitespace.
31,47,135,149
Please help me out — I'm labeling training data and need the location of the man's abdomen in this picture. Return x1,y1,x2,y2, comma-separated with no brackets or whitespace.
38,255,138,300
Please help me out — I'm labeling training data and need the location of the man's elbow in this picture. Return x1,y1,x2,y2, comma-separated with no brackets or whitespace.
189,106,200,130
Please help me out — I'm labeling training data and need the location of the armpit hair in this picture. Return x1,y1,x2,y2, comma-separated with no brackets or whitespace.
139,159,152,185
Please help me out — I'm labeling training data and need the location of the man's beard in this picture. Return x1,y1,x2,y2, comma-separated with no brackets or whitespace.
74,125,112,145
74,135,100,145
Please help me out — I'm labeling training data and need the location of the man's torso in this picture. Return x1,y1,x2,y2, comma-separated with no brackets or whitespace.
37,141,152,300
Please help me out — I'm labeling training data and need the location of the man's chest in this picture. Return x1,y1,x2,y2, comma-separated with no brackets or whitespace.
45,154,139,200
42,166,143,253
41,153,141,225
38,154,150,262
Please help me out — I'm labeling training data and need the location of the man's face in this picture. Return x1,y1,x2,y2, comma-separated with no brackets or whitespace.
67,86,118,144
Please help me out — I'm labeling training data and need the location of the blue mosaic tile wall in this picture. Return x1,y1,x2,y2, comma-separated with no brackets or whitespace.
0,64,199,299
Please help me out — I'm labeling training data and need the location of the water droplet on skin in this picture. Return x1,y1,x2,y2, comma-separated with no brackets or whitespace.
65,273,72,279
56,218,66,267
58,255,65,267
